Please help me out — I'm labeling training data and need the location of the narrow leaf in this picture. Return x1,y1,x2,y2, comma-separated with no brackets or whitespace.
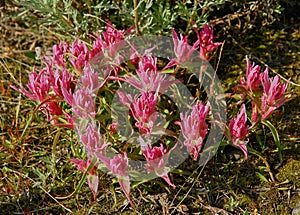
262,120,282,164
255,172,269,183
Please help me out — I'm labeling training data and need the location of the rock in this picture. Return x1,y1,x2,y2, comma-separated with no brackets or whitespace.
292,206,300,215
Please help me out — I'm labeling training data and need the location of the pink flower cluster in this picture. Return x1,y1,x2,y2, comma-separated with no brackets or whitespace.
228,56,290,159
12,23,135,204
12,22,131,129
109,25,220,198
240,56,289,122
70,158,99,200
12,22,291,207
116,53,177,190
11,58,75,128
179,101,210,160
195,24,222,61
118,90,159,135
229,104,249,159
165,24,222,68
126,55,175,92
142,144,175,188
240,56,262,92
96,152,132,206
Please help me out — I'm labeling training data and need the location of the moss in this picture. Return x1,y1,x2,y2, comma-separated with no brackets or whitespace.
291,193,300,209
276,159,300,186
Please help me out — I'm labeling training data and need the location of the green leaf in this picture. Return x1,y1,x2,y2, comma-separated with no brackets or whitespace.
255,172,269,183
261,120,282,164
32,167,47,182
161,69,174,74
171,168,192,176
25,51,36,60
278,187,289,191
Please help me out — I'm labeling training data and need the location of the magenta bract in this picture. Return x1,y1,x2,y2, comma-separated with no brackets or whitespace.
229,104,249,159
180,101,210,160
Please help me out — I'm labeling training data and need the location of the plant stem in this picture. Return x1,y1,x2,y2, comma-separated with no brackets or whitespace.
249,148,276,182
133,0,141,35
185,0,198,35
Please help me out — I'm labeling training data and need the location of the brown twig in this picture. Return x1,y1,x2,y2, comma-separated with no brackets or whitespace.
133,0,142,36
185,0,199,35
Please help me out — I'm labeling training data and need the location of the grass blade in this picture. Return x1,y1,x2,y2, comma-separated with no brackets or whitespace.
262,120,282,164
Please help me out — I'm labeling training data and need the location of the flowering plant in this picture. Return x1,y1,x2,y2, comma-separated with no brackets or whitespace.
12,21,291,208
